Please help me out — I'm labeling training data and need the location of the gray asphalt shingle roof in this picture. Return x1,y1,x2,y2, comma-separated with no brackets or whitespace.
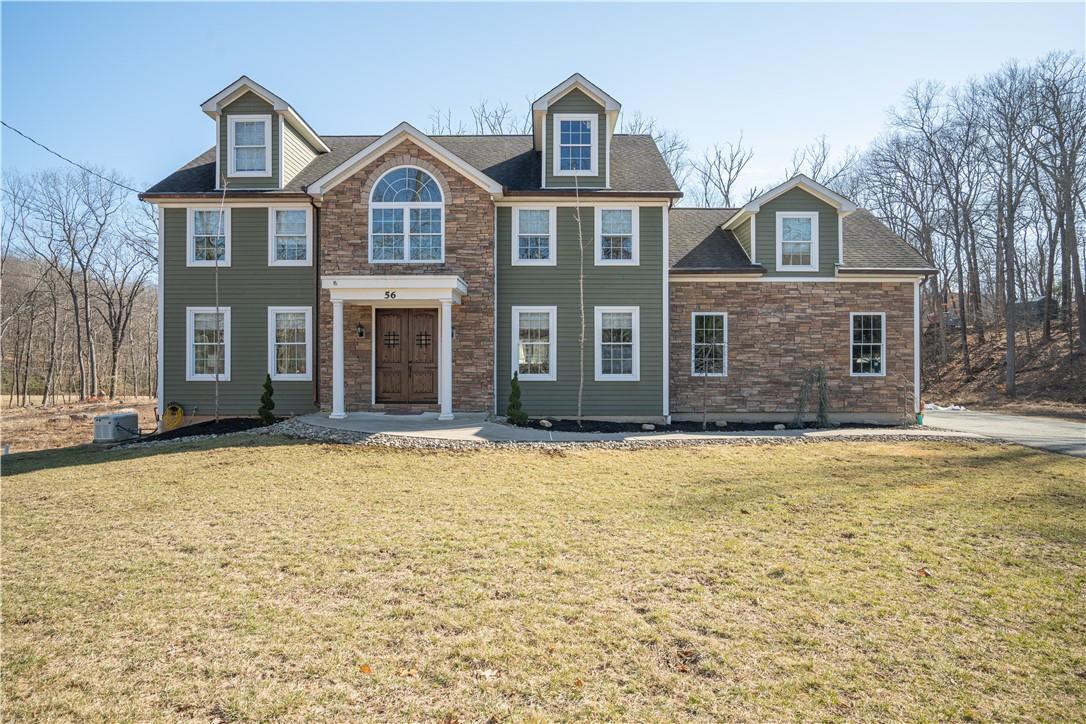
144,134,679,195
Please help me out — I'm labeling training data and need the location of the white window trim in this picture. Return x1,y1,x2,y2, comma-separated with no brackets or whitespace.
368,165,445,264
226,114,272,178
267,306,312,382
594,305,640,382
849,311,887,378
776,211,819,272
511,305,557,382
511,207,557,267
267,206,313,267
690,312,728,377
594,206,640,266
186,207,232,268
552,112,598,177
186,306,231,382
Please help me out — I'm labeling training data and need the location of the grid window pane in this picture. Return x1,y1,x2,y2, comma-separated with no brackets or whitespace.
517,209,551,260
782,217,812,241
371,208,405,260
409,208,442,260
600,312,634,376
372,168,442,203
600,209,633,260
781,241,812,267
192,312,225,376
517,311,551,376
234,146,265,172
234,121,265,146
693,314,727,375
274,312,307,375
274,210,307,261
559,119,593,171
851,314,884,375
192,210,226,262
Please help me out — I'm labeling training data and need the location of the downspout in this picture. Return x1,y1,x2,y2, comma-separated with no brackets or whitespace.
305,186,321,409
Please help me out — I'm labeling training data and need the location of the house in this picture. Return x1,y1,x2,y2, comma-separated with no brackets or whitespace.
141,74,935,426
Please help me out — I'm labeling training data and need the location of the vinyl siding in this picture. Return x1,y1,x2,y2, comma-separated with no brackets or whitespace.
162,207,317,416
218,91,280,189
496,205,665,418
544,89,607,189
733,216,752,260
755,187,839,276
282,120,318,186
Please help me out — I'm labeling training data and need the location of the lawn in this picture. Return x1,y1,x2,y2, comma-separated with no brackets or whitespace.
2,437,1084,721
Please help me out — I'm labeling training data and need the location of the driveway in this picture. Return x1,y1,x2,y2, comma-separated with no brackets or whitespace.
924,410,1086,458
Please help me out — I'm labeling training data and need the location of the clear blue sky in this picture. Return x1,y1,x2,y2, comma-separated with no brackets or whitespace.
3,2,1083,193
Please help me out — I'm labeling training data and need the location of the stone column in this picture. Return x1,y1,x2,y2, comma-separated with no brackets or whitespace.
439,300,454,420
330,299,346,419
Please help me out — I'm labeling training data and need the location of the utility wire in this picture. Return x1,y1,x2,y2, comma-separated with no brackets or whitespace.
1,120,144,195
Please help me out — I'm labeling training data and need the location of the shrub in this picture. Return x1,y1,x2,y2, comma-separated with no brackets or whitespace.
506,373,528,425
258,374,276,425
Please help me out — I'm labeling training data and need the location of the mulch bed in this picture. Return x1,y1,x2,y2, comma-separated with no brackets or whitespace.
134,417,276,443
514,419,891,434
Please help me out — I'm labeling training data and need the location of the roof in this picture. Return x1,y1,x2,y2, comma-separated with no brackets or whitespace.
723,174,857,232
670,206,935,274
143,133,680,197
200,75,329,154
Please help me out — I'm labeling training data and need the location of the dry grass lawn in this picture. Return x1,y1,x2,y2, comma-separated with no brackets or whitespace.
2,437,1084,721
0,397,158,453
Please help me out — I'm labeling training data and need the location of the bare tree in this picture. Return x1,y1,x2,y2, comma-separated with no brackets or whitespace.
786,135,859,192
621,111,690,190
688,133,753,207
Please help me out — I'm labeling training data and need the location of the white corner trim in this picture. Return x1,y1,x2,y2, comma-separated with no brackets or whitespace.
750,214,757,261
775,211,819,272
837,211,844,266
552,112,598,177
690,311,728,377
849,311,887,378
156,205,164,417
267,206,313,267
267,306,313,381
594,206,640,266
913,281,921,413
511,206,558,266
511,305,558,382
594,305,640,382
185,206,231,268
186,306,231,382
226,114,272,178
662,204,670,420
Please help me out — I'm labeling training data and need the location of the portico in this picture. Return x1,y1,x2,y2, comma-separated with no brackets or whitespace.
323,275,467,421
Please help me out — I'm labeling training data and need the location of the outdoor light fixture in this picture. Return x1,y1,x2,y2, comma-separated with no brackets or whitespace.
356,322,366,338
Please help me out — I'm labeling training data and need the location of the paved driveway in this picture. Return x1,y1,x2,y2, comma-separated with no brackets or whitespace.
924,410,1086,458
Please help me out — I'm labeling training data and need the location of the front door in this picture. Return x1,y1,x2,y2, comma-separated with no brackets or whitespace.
375,309,438,404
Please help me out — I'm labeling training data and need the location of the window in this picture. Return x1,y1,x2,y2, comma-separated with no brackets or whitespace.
268,306,312,381
594,306,640,381
512,208,556,266
268,208,312,266
691,312,728,377
595,208,639,265
850,312,886,376
186,307,230,381
227,115,271,177
187,208,231,267
512,306,557,381
369,167,444,263
553,113,597,176
776,211,819,271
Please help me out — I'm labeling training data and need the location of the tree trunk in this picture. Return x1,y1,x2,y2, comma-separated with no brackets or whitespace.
1002,209,1017,397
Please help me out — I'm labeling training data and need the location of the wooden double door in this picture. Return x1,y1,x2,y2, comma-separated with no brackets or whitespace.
375,309,438,404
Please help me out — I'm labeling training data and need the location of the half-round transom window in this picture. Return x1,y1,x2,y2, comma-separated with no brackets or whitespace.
369,167,444,263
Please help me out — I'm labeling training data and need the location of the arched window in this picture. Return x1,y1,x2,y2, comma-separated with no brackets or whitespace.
369,167,444,263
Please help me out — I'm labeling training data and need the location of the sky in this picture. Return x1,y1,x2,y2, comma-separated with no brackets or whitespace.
2,2,1083,194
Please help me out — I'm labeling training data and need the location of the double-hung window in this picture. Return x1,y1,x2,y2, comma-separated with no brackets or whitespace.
512,306,557,381
776,211,819,271
268,208,311,265
691,312,728,377
595,208,639,265
227,115,271,177
850,312,886,376
553,113,597,175
187,208,230,267
186,307,230,381
268,306,312,381
594,306,639,381
512,208,556,265
369,167,444,263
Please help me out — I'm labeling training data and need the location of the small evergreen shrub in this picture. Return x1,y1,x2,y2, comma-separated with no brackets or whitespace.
507,373,528,425
258,374,276,425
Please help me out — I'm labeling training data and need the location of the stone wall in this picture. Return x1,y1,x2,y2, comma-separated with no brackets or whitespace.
318,140,495,412
669,280,917,421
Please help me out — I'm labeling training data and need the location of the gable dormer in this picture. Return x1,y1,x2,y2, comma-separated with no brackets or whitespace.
532,74,620,190
201,76,329,191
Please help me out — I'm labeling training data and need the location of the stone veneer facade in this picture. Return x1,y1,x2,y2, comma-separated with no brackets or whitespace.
669,281,917,422
318,140,495,412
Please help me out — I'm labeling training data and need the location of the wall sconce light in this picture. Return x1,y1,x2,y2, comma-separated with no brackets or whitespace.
356,323,366,339
451,326,455,338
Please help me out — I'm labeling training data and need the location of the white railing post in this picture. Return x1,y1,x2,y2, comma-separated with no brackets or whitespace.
330,299,346,419
439,300,454,420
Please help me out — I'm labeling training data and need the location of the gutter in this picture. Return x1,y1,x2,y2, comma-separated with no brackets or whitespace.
837,267,939,277
502,189,683,199
669,266,766,276
139,191,311,202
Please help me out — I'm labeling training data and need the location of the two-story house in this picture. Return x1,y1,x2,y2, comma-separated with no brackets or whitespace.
142,74,934,426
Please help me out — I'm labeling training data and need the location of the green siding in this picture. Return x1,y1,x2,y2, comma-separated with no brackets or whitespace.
218,92,280,189
497,205,664,418
282,120,317,186
544,89,607,189
755,187,839,276
162,207,317,416
733,216,752,260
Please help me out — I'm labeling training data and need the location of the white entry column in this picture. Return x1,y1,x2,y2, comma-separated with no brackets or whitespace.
330,299,346,419
439,300,454,420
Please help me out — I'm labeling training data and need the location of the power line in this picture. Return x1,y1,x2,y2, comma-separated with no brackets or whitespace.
1,120,144,195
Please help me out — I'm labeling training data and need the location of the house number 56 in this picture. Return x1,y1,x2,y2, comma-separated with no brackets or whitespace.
384,291,397,299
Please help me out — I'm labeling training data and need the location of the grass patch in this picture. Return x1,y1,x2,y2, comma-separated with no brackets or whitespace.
3,438,1084,720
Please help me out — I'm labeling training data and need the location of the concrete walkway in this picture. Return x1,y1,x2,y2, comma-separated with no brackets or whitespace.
924,409,1086,458
299,411,979,445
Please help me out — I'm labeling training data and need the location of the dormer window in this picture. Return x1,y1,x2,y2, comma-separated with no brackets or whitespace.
227,115,271,177
776,211,819,271
553,113,596,176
